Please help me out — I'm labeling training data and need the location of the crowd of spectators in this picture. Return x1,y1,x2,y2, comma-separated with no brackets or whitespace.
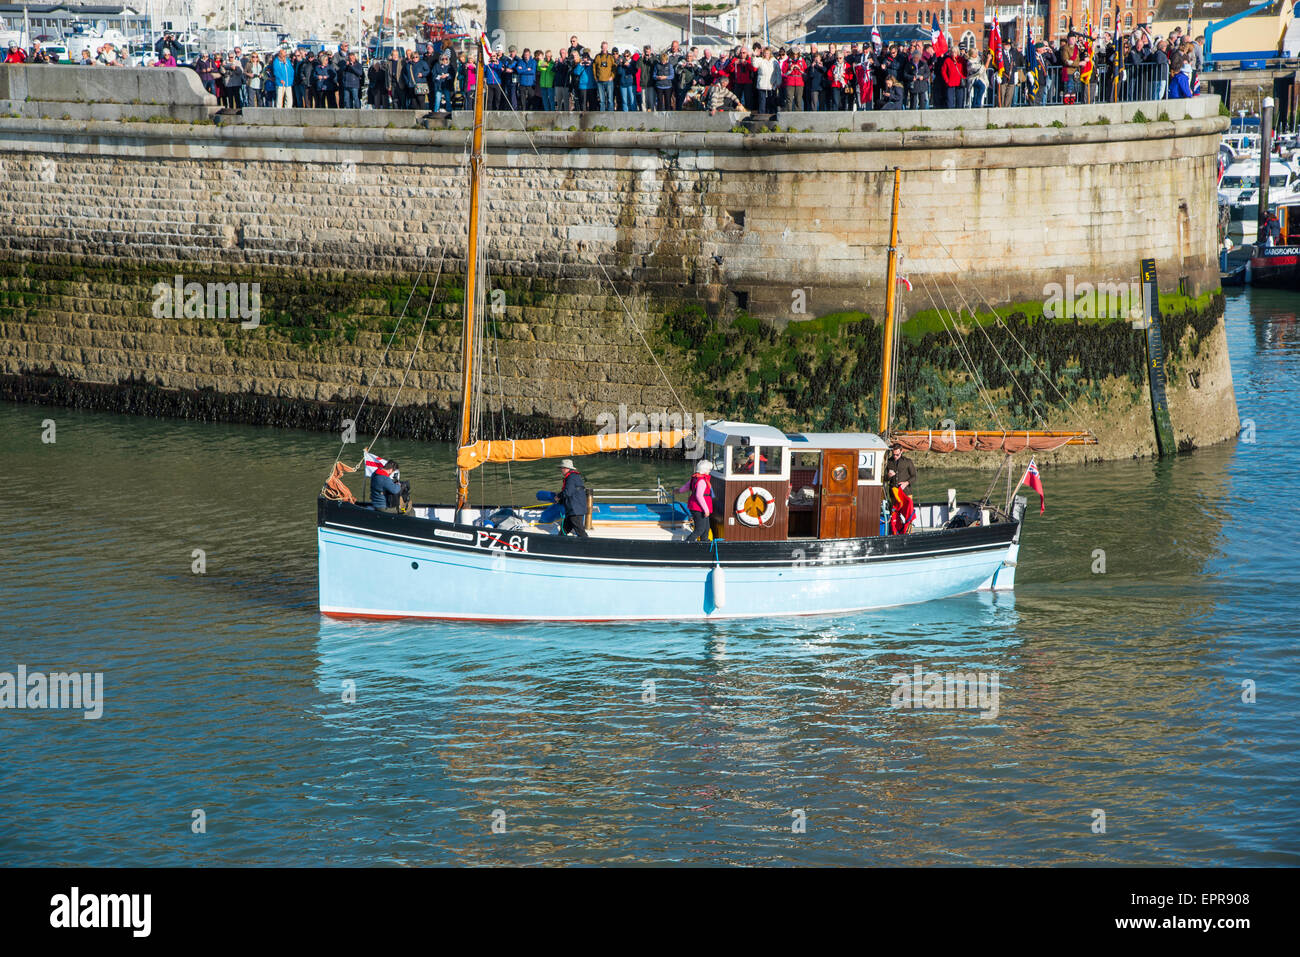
2,26,1207,112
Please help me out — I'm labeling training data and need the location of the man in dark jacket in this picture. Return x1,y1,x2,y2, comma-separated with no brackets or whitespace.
384,50,402,108
884,443,917,502
339,52,364,108
368,54,388,107
552,52,571,111
154,32,183,60
557,459,589,537
293,50,312,109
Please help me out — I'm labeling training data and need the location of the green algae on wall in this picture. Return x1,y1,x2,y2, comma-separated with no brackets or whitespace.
655,292,1226,438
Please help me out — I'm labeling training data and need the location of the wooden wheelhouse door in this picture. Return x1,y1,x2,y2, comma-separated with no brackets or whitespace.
819,449,857,539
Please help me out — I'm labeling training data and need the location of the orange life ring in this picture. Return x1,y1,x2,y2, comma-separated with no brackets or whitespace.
735,486,776,526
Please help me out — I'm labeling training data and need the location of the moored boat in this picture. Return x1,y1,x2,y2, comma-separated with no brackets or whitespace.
1248,201,1300,289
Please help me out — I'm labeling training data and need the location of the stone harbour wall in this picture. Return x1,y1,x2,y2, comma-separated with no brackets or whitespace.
0,73,1238,461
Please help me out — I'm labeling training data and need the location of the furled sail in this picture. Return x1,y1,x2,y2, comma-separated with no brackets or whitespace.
889,430,1097,453
457,430,694,471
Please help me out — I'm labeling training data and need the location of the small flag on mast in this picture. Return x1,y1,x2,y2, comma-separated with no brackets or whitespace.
1022,457,1046,514
871,20,882,50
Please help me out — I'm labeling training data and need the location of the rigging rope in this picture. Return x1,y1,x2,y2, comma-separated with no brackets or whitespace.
913,272,1005,430
899,196,1094,431
466,74,692,422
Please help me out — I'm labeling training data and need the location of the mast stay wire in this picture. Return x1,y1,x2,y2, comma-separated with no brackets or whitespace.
898,195,1095,430
472,69,691,421
912,271,1005,430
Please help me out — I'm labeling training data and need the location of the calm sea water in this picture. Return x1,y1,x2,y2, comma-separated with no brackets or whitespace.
0,290,1297,866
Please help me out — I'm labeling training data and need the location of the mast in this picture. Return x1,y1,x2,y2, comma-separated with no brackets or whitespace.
878,166,902,437
456,35,488,510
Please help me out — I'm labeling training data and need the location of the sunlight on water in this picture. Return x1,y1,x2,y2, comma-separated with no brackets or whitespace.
0,288,1297,865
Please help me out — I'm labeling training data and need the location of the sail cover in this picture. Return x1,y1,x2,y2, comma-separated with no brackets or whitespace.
457,430,695,471
889,430,1096,453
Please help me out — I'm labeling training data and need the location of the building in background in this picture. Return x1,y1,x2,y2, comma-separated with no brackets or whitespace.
488,0,612,52
0,4,146,37
613,7,737,51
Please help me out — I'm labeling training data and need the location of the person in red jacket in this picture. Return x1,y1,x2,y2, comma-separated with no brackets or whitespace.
5,42,27,63
828,51,849,110
781,49,805,112
730,47,755,108
939,49,964,109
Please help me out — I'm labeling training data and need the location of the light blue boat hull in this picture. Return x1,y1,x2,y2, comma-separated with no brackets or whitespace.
317,521,1018,622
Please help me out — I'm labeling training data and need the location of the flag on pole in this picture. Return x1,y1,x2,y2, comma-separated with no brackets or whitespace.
478,29,492,62
1022,457,1046,514
871,20,882,50
1024,20,1037,69
364,449,392,477
990,14,1003,72
931,15,947,57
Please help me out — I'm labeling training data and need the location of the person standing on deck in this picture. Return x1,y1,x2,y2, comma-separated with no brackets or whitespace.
370,460,405,512
558,460,589,538
678,460,715,542
884,442,917,501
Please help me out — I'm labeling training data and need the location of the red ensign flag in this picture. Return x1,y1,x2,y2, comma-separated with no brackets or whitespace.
1022,457,1045,514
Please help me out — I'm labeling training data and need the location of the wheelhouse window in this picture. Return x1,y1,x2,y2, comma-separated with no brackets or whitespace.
858,450,878,482
728,445,786,479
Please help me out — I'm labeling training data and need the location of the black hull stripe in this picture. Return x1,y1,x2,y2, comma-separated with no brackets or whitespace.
314,514,1013,566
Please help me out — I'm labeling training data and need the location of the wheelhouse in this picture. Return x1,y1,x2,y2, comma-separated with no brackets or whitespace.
700,421,889,542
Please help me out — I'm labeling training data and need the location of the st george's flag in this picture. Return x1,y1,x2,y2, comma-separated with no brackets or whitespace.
931,15,947,57
364,449,392,478
871,20,882,50
1022,457,1046,514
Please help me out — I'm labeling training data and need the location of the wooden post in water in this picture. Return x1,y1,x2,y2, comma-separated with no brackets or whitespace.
877,167,902,437
1257,96,1275,246
456,36,489,511
1140,257,1177,457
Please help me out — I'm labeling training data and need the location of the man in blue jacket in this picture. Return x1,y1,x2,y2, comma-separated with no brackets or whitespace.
515,49,537,110
370,461,407,512
272,48,295,107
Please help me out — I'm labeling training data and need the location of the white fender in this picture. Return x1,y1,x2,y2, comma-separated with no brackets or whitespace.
711,563,726,608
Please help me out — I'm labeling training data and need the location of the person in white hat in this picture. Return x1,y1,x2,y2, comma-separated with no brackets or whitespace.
557,459,588,537
677,459,715,542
